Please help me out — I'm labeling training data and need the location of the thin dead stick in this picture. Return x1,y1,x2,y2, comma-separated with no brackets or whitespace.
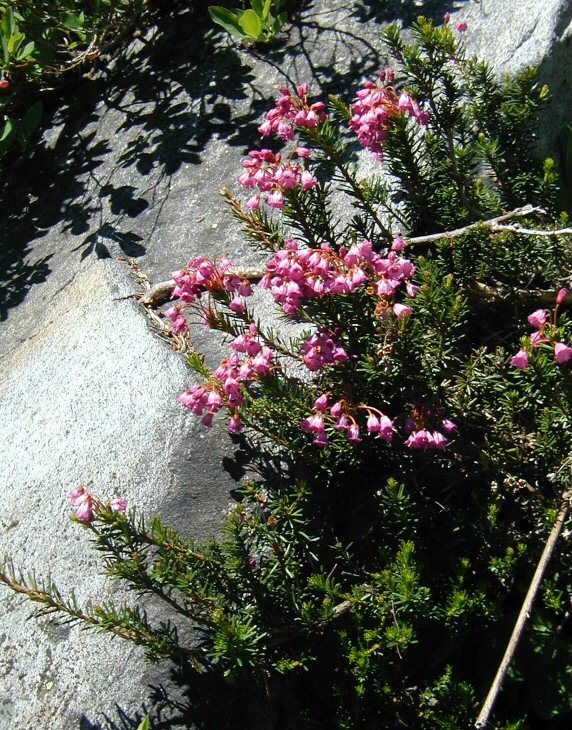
407,204,546,246
133,205,572,309
474,491,572,729
470,281,567,305
493,224,572,236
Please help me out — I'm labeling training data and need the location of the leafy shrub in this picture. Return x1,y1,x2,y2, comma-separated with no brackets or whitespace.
0,0,147,166
3,17,572,729
209,0,288,43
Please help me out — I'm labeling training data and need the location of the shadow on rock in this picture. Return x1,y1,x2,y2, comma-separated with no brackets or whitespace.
352,0,469,25
79,660,323,730
0,0,396,320
0,2,259,314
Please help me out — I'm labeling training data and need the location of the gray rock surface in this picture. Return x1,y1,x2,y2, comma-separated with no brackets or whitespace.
457,0,572,157
1,0,571,728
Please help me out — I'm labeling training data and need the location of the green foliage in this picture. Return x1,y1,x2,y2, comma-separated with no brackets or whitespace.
209,0,287,43
2,17,572,729
0,0,147,167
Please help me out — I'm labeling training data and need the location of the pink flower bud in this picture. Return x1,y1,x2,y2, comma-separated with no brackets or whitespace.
555,342,572,364
312,430,328,447
429,431,448,449
229,296,246,314
110,498,128,513
267,190,285,210
75,499,95,523
330,401,344,418
378,416,395,443
228,414,244,434
456,21,468,32
527,309,548,329
442,419,458,435
393,303,412,320
347,424,361,444
530,331,549,347
314,394,329,412
367,413,381,434
70,486,86,505
391,234,407,252
510,349,529,369
247,195,261,211
300,170,318,191
444,12,451,24
557,288,569,306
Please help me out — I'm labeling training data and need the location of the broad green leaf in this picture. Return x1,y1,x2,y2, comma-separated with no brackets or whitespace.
2,7,15,35
136,717,151,730
0,117,14,142
239,9,262,39
273,12,287,33
63,12,85,30
0,117,16,157
250,0,264,16
262,0,273,20
7,31,24,55
17,100,42,148
17,40,35,61
208,6,246,38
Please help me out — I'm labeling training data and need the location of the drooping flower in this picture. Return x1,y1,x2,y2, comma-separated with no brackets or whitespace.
164,305,188,335
109,498,128,513
70,486,96,523
229,296,246,314
301,329,349,371
393,302,413,321
347,423,362,444
527,309,548,329
350,76,428,159
510,349,529,369
405,429,432,450
442,419,458,435
391,234,407,252
258,84,328,140
555,342,572,364
456,20,468,32
314,394,329,412
530,331,549,347
228,413,244,434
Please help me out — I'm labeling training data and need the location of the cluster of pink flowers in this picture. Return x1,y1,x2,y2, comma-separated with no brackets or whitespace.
258,83,328,141
70,487,127,524
300,328,349,371
179,323,274,432
404,407,457,451
238,148,318,211
260,238,417,316
511,289,572,369
301,395,399,448
350,69,429,160
404,422,456,450
443,13,468,32
165,256,254,332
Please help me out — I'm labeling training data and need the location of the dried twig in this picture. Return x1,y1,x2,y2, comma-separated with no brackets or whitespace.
407,205,547,246
123,206,572,313
469,281,566,305
474,491,572,728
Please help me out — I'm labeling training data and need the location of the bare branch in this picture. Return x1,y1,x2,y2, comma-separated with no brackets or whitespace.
475,492,572,729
